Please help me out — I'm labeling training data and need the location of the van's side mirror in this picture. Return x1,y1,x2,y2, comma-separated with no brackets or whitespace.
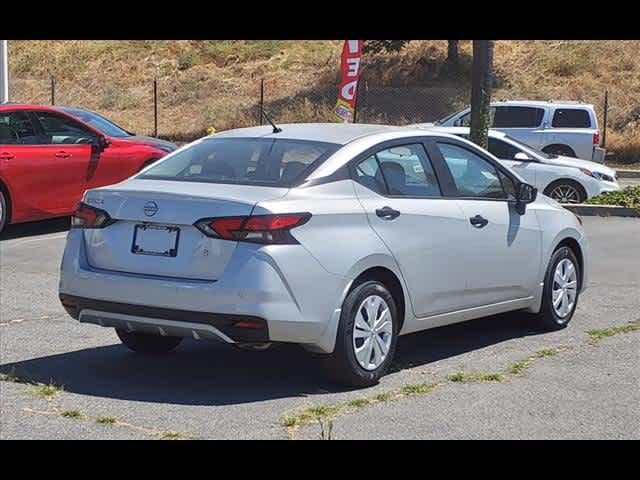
514,152,531,161
515,182,537,214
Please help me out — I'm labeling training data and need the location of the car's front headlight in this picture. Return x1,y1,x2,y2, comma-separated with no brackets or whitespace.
579,168,615,182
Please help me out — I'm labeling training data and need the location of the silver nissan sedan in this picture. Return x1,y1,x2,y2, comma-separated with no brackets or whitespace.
59,123,588,387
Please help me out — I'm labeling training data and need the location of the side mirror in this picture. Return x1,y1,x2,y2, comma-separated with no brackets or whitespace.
514,152,530,161
93,136,110,150
515,182,537,214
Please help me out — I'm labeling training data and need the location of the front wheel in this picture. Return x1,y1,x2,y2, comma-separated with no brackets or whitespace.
116,329,182,354
544,180,586,204
533,246,581,331
320,280,399,388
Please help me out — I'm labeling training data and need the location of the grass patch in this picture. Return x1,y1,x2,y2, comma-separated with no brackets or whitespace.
373,392,393,402
61,410,84,419
96,416,119,425
318,417,334,440
280,404,341,428
0,369,20,382
447,372,503,383
1,369,64,397
587,319,640,344
31,382,63,398
507,359,534,376
348,398,372,408
162,431,188,440
586,186,640,209
400,383,438,395
536,348,559,358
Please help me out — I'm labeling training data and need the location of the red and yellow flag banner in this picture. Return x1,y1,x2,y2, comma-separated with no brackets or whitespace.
333,40,363,123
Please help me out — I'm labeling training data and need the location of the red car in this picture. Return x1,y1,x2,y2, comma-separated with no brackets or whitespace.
0,104,177,233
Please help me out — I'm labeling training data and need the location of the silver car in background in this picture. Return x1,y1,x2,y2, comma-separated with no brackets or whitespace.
59,124,588,387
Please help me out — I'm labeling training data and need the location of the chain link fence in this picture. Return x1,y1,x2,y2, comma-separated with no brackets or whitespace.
10,71,626,158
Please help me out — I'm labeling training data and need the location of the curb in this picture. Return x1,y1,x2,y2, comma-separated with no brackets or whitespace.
616,169,640,179
563,204,640,218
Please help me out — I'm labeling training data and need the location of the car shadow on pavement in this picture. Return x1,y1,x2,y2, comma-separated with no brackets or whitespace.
0,311,541,406
0,217,70,241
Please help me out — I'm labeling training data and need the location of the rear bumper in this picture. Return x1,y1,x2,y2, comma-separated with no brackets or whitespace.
59,229,346,352
60,294,268,343
592,147,606,164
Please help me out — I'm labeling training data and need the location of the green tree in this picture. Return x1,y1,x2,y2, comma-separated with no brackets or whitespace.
469,40,495,149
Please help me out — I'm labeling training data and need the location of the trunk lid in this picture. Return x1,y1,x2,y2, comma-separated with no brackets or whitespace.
82,179,288,281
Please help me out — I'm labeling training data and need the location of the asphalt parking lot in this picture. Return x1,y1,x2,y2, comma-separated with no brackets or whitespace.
0,216,638,440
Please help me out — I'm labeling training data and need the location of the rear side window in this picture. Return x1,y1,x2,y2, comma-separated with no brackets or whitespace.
492,106,544,128
551,109,592,128
139,138,339,187
0,111,41,144
354,144,441,197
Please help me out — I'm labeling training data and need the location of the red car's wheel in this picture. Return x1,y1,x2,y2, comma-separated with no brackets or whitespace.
0,190,8,234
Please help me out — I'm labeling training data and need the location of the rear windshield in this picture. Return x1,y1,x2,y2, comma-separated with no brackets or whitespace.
138,137,340,187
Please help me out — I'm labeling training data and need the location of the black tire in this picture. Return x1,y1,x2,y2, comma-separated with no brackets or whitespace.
544,179,587,204
533,246,581,331
320,280,399,388
542,144,576,157
116,328,182,354
0,189,7,234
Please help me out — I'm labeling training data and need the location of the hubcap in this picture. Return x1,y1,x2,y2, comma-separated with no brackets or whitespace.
549,185,581,204
552,258,578,319
352,295,393,371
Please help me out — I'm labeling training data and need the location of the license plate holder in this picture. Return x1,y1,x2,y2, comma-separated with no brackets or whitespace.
131,224,180,257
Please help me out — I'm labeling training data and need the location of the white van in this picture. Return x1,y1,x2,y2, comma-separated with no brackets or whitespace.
436,100,606,163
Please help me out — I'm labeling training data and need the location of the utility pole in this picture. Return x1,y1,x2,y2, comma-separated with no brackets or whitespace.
0,40,8,104
469,40,494,149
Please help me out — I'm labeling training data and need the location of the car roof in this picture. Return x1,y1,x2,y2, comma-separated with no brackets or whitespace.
490,100,594,108
211,123,409,145
0,103,63,112
412,125,508,138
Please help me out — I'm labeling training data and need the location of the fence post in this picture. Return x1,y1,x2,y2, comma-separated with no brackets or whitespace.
602,89,608,149
153,78,158,138
353,78,360,124
259,78,264,125
50,75,55,105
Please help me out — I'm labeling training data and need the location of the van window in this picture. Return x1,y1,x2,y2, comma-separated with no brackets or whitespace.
551,109,592,128
492,106,545,128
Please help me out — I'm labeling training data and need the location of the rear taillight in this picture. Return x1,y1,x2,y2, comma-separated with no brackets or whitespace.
593,131,601,145
71,202,114,229
194,213,311,244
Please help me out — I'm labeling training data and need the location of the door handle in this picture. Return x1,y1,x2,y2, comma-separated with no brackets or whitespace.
469,215,489,228
55,151,70,159
0,152,15,160
376,206,401,220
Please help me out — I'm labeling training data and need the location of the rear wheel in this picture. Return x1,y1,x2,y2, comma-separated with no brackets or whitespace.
533,246,581,331
542,144,576,157
116,328,182,354
320,280,398,388
544,179,586,204
0,190,7,234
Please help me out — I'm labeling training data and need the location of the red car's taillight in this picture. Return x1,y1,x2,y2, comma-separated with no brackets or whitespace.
593,131,601,145
194,213,311,244
71,202,114,229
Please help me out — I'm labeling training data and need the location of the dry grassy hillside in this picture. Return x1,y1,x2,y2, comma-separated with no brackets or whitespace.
7,40,640,162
